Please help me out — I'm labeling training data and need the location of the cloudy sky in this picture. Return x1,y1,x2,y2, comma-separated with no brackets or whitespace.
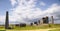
0,0,60,24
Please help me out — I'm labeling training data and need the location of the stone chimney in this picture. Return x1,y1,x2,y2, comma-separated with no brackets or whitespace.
51,16,54,24
5,11,9,29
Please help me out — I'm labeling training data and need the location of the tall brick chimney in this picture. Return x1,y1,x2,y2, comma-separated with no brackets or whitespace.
5,11,9,29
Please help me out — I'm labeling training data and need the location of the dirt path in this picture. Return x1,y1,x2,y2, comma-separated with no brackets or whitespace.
6,28,60,31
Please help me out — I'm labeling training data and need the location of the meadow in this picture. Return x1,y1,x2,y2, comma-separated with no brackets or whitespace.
0,24,60,31
49,29,60,31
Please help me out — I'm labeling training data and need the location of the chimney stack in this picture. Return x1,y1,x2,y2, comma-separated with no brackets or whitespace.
51,16,54,24
5,11,9,29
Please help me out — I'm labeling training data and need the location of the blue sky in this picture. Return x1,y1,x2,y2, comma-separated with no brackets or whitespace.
0,0,11,15
0,0,60,15
0,0,60,24
36,0,60,10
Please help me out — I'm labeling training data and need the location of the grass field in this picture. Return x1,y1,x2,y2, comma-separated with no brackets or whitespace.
49,29,60,31
0,30,5,31
13,24,60,30
12,24,50,30
0,24,60,31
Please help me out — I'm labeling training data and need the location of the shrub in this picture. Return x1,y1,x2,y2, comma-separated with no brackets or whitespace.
20,23,26,27
30,23,33,26
49,24,53,28
15,24,19,26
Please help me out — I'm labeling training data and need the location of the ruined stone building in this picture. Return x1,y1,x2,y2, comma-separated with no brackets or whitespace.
39,16,54,24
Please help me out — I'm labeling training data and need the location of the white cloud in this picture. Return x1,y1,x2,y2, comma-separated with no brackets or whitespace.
0,0,60,25
10,0,17,6
10,0,42,23
0,16,5,21
9,0,60,24
0,15,5,24
44,4,60,16
0,0,60,24
39,2,46,6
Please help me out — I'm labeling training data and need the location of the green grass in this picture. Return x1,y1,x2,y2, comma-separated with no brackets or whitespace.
10,24,60,30
49,24,60,28
0,24,60,30
12,25,50,30
49,29,60,31
0,30,5,31
0,26,5,30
